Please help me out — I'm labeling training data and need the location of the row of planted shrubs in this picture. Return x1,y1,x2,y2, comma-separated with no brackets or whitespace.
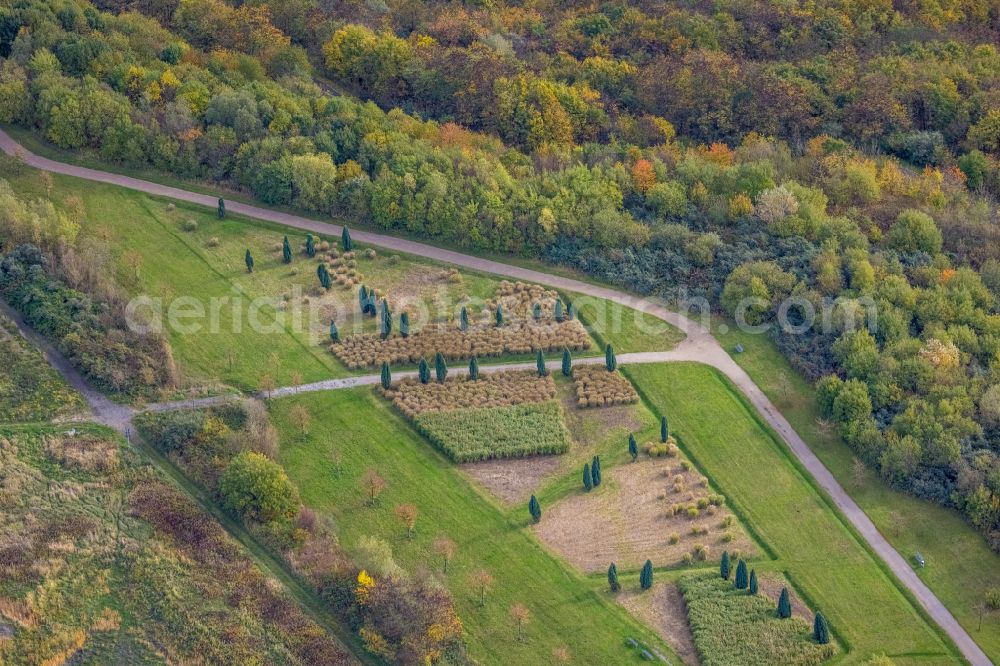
413,401,571,462
0,244,176,398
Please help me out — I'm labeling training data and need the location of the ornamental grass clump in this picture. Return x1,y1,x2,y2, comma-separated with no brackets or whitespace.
571,365,640,408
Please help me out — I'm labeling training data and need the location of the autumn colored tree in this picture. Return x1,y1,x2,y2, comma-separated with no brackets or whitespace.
470,569,494,606
510,603,530,641
395,503,418,538
289,404,311,436
361,468,386,505
631,158,656,193
434,536,457,572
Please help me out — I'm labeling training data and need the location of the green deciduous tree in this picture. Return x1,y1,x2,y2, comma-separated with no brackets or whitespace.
219,451,298,524
640,560,653,590
608,563,620,592
605,344,617,371
529,494,541,523
777,587,792,618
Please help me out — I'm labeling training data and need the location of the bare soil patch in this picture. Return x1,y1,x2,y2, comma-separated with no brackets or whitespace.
757,574,812,622
535,457,756,572
461,455,563,505
618,583,700,666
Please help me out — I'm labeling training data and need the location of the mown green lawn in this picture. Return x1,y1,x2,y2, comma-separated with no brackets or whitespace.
712,320,1000,662
625,363,958,664
574,298,686,353
270,388,677,665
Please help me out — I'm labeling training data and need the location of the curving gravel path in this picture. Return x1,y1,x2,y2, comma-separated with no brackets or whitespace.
0,128,988,665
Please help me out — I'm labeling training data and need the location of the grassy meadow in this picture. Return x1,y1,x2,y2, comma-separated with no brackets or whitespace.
713,320,1000,662
0,315,84,423
625,363,959,664
270,388,678,665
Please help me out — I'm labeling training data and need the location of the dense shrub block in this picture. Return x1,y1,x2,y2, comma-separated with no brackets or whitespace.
571,365,640,408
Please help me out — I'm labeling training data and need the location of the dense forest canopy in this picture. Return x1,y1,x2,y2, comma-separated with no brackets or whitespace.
1,0,1000,549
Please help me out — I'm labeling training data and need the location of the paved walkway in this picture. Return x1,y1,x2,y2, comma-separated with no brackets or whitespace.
0,129,988,665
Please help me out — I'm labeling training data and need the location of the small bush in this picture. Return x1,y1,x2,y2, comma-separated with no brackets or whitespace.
669,532,681,544
182,219,198,232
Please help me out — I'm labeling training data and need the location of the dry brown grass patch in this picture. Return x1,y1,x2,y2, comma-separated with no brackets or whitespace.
535,457,755,572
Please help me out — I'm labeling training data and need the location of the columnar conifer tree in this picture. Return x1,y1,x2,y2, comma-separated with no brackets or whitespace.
305,234,315,257
380,361,391,390
469,356,479,380
317,264,331,289
459,306,469,331
562,349,572,376
640,560,653,590
341,226,352,251
777,587,792,619
435,352,447,382
418,358,430,384
532,302,542,320
217,198,225,219
379,300,392,339
400,312,410,338
495,304,504,327
735,560,748,589
720,551,731,580
607,563,620,592
629,433,638,461
591,456,601,486
583,463,593,491
528,495,541,523
567,302,575,320
536,350,547,376
245,249,254,273
661,415,668,443
359,285,368,309
813,612,830,644
282,236,292,263
605,344,617,371
749,569,758,594
554,300,564,322
329,321,339,343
